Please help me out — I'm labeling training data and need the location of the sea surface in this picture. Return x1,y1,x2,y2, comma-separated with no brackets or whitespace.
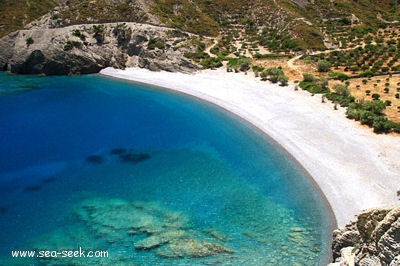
0,72,333,265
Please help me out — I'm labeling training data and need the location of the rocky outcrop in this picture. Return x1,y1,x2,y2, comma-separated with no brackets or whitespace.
329,206,400,266
0,22,199,75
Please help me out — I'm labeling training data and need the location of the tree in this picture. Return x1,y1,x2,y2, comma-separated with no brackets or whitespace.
333,84,350,97
317,60,331,72
371,93,381,100
364,100,386,114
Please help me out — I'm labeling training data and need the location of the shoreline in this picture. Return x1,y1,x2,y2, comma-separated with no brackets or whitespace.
100,67,400,227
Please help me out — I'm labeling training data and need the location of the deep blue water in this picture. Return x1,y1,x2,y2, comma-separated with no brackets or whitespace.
0,72,332,265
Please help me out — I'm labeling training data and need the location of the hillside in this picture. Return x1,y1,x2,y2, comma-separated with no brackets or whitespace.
0,0,57,38
0,0,399,133
2,0,400,50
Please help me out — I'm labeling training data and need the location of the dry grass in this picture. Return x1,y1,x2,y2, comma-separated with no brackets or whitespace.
345,75,400,123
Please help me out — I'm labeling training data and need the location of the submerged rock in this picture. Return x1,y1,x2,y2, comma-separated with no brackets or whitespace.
85,155,104,164
24,185,41,192
156,239,233,258
134,230,186,250
119,152,150,164
109,148,127,155
0,206,7,214
42,176,57,183
75,197,234,260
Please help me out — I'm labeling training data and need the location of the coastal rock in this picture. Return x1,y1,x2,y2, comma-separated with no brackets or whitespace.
331,206,400,265
0,22,199,75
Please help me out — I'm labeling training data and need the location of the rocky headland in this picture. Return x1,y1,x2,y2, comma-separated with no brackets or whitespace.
0,20,198,75
329,206,400,266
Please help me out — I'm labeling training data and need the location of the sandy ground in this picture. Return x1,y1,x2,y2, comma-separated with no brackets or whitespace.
100,67,400,227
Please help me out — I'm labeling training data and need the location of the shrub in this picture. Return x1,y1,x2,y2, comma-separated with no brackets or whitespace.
93,25,105,43
317,60,331,72
72,29,86,41
25,37,34,47
384,88,390,93
364,100,386,114
278,75,289,86
333,84,350,97
330,72,349,81
63,40,82,51
303,73,314,82
148,38,165,50
238,58,251,72
372,117,393,133
371,93,381,100
252,65,265,73
200,57,222,69
358,70,374,78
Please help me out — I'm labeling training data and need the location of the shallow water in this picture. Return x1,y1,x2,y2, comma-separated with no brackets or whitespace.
0,72,332,265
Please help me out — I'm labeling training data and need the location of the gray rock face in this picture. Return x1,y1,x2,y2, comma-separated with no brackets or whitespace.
331,206,400,265
0,22,199,75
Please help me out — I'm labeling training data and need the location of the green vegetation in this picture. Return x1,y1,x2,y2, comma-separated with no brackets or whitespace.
92,25,105,44
260,67,289,86
148,38,165,50
63,40,82,51
112,23,132,47
200,57,223,69
299,74,329,94
347,100,400,133
317,60,331,72
227,57,251,72
57,0,148,26
25,37,34,47
72,29,86,41
0,0,56,38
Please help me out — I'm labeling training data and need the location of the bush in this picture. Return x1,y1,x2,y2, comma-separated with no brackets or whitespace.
278,75,289,86
93,25,105,43
330,72,349,81
333,84,350,97
25,37,34,47
372,117,393,133
371,93,381,100
346,100,398,134
358,70,374,78
252,65,265,73
63,40,82,51
238,58,251,72
200,57,223,69
303,73,314,82
148,38,165,50
317,60,331,72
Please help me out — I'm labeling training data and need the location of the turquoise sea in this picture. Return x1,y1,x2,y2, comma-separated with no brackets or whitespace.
0,72,333,265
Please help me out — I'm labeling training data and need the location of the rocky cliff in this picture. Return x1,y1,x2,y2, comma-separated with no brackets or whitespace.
0,21,199,75
329,206,400,266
